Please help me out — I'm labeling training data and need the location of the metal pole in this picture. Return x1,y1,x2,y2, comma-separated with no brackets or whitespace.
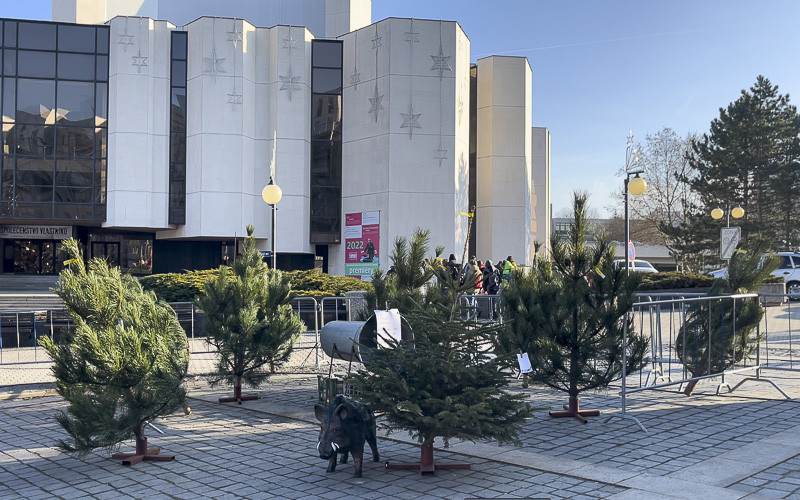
271,202,277,270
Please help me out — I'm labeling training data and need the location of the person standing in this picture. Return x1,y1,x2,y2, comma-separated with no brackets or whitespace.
503,256,516,283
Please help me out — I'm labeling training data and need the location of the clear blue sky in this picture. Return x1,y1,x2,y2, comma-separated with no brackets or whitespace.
6,0,800,217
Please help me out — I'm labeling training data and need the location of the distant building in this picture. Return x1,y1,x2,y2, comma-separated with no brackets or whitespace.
0,0,551,278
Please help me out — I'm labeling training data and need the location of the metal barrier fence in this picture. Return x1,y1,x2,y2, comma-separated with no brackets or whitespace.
608,293,795,432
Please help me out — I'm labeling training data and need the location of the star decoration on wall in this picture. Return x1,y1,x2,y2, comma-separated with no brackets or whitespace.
204,47,226,82
371,32,382,49
227,92,243,109
400,103,421,139
350,67,361,90
404,27,420,45
283,32,298,55
434,147,449,167
430,45,452,81
118,24,134,53
228,25,243,49
367,84,384,122
279,66,302,101
131,49,148,74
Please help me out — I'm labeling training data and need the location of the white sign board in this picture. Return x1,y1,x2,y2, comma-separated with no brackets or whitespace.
720,227,741,260
0,225,72,240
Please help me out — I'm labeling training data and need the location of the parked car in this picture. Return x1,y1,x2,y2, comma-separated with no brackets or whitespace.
708,252,800,299
613,259,659,273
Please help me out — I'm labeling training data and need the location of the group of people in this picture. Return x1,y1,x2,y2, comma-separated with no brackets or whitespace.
441,254,516,296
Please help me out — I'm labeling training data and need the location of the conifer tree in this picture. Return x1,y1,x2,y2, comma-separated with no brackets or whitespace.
676,241,779,395
198,224,304,403
498,193,647,422
40,239,189,465
349,229,532,473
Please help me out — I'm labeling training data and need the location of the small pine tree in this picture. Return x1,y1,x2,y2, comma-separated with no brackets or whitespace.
498,192,647,422
197,224,304,403
676,241,779,395
39,239,189,463
349,229,532,473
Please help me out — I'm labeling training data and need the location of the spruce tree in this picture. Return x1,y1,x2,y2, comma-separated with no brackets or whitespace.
498,193,647,422
349,229,532,473
197,224,304,403
675,241,779,395
39,239,189,465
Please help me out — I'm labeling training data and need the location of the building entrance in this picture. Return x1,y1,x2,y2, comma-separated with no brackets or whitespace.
8,240,60,274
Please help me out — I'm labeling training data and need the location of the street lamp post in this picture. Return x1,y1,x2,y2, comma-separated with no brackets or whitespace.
605,131,648,433
711,203,744,261
623,130,647,273
261,177,283,270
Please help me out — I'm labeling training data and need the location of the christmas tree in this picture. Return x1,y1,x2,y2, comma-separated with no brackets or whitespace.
349,229,532,474
676,242,779,395
40,239,189,465
197,224,304,403
498,193,647,422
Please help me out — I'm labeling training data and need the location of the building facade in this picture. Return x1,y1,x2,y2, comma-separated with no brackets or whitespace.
0,0,551,278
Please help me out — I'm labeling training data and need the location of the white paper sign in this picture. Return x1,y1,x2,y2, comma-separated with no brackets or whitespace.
374,309,402,348
517,352,532,374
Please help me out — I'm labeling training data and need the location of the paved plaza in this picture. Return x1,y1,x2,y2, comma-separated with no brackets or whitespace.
2,356,800,499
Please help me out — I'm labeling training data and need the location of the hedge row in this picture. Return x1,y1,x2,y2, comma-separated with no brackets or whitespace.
139,268,372,303
637,272,715,290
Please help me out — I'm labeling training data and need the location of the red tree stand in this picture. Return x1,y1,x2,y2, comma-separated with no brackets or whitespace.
219,376,259,404
385,443,471,475
549,396,599,424
111,436,174,466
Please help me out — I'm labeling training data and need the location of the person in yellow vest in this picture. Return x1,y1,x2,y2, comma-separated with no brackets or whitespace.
502,255,516,283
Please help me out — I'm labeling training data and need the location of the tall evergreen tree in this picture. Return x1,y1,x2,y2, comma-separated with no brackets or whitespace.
498,193,647,422
40,239,189,465
197,224,304,403
675,241,779,395
349,229,532,473
687,76,800,252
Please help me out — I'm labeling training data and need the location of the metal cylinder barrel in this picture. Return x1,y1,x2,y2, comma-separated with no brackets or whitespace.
320,315,413,363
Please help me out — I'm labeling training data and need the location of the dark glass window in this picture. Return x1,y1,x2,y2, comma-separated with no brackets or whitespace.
3,22,16,48
96,27,109,54
3,49,16,76
312,68,342,94
312,41,342,68
171,33,187,59
310,40,343,244
16,79,55,124
57,81,94,126
56,128,93,157
95,83,107,121
169,31,187,226
95,128,106,158
171,60,186,86
2,19,108,222
15,125,55,156
96,55,108,81
57,53,95,80
58,25,95,53
2,78,15,119
17,22,57,51
17,50,56,78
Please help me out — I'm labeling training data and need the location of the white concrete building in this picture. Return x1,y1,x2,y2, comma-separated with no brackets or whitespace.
0,0,551,278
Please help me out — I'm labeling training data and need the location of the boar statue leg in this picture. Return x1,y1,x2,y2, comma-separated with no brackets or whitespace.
339,451,349,464
367,419,380,462
351,445,364,478
326,456,337,473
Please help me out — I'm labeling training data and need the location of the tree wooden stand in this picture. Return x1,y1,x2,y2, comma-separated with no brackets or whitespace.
111,436,174,466
549,397,599,424
385,444,471,475
219,382,258,404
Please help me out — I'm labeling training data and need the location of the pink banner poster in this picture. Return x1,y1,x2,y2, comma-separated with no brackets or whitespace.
345,211,380,281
